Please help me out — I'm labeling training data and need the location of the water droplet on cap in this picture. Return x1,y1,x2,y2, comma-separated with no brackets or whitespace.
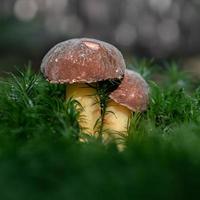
80,54,85,57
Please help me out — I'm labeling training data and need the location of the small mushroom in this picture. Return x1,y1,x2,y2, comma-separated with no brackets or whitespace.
103,69,149,148
40,38,126,136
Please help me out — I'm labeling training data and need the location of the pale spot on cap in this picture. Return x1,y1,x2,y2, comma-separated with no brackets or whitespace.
83,41,100,50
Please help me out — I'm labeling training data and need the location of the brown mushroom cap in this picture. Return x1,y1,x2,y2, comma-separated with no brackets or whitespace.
109,69,149,112
41,38,126,84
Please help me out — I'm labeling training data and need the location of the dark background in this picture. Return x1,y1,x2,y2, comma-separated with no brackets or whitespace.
1,0,200,75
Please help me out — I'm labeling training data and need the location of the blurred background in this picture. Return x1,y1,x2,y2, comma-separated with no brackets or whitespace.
1,0,200,75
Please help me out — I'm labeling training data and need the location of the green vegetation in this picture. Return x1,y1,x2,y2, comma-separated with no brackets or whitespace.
0,62,200,200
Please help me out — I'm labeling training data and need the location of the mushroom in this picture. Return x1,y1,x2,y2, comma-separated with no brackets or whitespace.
40,38,126,137
103,69,149,148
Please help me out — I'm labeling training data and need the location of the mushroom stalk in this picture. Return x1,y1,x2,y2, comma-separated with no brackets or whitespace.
103,99,132,150
104,70,149,150
66,83,100,136
40,38,134,147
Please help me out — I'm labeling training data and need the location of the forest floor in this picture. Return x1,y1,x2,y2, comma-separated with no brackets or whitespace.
0,60,200,200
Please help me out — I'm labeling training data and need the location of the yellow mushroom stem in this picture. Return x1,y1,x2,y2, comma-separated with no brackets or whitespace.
66,83,101,137
66,84,132,150
103,99,132,150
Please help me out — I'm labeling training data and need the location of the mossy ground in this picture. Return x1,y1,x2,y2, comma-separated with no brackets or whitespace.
0,60,200,200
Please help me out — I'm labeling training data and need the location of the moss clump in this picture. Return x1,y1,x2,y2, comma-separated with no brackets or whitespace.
0,63,200,200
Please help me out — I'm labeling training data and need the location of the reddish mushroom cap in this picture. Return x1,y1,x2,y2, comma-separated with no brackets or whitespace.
41,38,126,84
109,69,149,112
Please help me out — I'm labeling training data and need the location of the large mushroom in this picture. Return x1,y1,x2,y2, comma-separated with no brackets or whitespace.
103,69,149,148
41,38,126,136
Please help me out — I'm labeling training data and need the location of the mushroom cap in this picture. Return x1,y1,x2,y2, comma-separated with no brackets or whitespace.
41,38,126,84
109,69,149,112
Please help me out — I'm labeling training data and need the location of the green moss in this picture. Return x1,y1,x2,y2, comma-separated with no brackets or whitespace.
0,63,200,200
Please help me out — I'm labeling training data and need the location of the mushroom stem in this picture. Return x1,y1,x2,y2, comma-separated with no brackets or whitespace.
103,99,132,150
66,83,101,137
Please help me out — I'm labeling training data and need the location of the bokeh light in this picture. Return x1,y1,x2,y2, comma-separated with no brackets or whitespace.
14,0,38,21
1,0,200,70
115,23,137,47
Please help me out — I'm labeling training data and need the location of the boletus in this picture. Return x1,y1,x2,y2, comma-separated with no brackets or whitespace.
41,38,149,148
40,38,126,136
103,69,149,149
